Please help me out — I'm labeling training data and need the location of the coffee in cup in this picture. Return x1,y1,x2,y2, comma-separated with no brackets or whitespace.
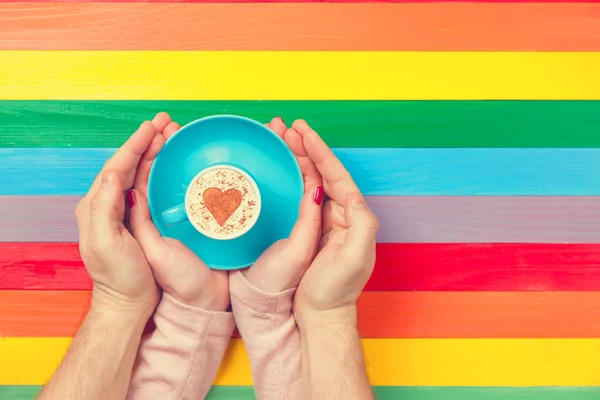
162,165,261,240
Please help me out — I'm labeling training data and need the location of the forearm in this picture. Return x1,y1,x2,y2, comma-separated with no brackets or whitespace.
230,271,302,400
38,293,150,400
298,307,373,400
126,293,235,400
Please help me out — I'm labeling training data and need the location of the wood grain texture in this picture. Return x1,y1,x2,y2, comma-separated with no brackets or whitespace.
3,196,600,244
2,51,599,100
0,0,596,3
3,100,600,148
369,196,600,243
4,386,600,400
0,291,89,337
5,290,600,338
1,4,599,51
367,243,600,291
4,337,600,386
3,148,600,195
4,243,600,292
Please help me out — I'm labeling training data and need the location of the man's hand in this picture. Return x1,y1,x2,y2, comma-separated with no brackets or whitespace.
75,120,162,317
129,113,230,312
242,117,323,293
291,120,379,325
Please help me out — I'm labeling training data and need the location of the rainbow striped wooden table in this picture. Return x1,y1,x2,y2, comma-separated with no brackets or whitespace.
1,0,600,399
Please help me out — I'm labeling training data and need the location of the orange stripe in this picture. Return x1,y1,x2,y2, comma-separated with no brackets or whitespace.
0,291,91,337
0,3,598,51
3,291,600,338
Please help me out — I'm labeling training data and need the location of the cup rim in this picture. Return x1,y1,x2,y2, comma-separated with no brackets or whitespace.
184,164,262,240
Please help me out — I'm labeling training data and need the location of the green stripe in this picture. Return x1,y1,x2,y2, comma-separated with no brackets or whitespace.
2,100,600,148
3,386,600,399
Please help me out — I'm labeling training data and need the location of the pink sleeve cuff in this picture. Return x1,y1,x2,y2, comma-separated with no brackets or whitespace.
127,293,235,400
229,270,295,314
158,293,235,338
229,270,301,400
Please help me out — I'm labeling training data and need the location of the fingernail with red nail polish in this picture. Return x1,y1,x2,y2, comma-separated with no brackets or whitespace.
313,186,323,205
127,190,136,208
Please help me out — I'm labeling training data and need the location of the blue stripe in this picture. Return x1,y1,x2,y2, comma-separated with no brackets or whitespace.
2,148,600,196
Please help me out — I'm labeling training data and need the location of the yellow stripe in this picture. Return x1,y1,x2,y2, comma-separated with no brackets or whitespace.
2,338,600,386
0,51,598,100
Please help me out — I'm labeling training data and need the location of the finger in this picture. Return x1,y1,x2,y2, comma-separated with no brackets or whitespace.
129,188,163,250
128,188,172,277
104,121,156,189
77,121,156,239
152,112,172,134
284,128,322,189
285,184,323,266
89,121,157,196
163,121,181,141
137,113,174,194
268,117,287,138
341,193,379,263
88,170,126,246
282,126,323,267
292,120,360,205
134,133,166,196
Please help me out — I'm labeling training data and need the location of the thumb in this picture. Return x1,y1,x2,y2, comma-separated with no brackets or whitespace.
88,170,126,241
342,193,379,264
129,188,163,254
285,184,323,266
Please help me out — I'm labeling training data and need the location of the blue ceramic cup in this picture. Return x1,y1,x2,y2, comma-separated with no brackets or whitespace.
147,115,303,270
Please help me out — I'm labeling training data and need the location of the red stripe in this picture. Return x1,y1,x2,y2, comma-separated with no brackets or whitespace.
0,0,596,3
368,243,600,291
0,243,89,290
2,243,600,291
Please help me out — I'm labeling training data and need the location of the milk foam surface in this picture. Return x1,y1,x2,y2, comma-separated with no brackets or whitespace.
188,169,258,238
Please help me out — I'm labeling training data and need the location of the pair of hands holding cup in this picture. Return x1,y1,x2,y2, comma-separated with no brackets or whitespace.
76,113,379,329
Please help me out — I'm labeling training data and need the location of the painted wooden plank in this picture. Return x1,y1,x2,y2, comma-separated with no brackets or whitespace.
3,196,600,244
5,243,600,292
0,197,79,243
2,51,599,100
3,100,600,148
2,148,600,196
5,290,600,338
369,196,600,243
4,337,600,386
0,291,90,337
0,243,89,289
3,386,599,400
1,4,598,51
367,243,600,291
0,0,596,3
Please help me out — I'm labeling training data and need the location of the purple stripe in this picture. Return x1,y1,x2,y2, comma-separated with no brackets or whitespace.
1,196,600,243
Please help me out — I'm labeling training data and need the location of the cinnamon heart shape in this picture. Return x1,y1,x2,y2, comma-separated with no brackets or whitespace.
202,187,243,226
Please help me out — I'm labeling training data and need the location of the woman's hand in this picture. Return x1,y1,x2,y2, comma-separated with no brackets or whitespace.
128,113,230,312
75,121,161,317
290,120,379,327
242,117,324,293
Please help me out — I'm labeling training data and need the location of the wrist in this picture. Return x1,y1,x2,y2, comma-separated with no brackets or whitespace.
296,304,358,337
91,285,156,325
